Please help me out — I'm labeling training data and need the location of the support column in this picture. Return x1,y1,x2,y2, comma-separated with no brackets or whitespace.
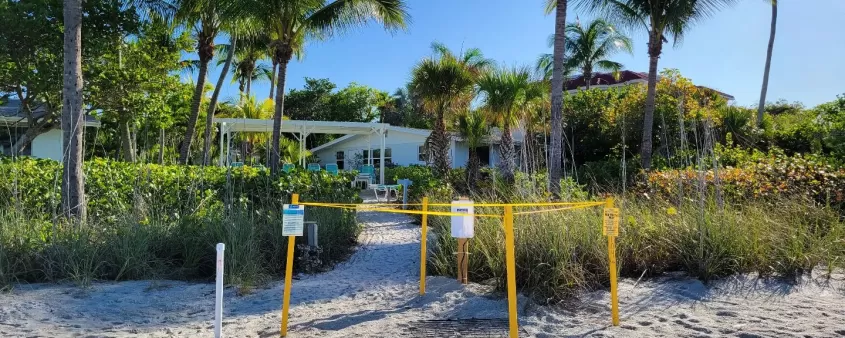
225,128,232,166
218,123,226,166
379,127,386,184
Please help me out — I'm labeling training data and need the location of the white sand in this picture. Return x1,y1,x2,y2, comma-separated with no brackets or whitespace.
1,203,844,338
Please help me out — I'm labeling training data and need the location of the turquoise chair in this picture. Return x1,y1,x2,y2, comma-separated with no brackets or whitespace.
282,163,295,173
307,163,321,172
325,164,339,176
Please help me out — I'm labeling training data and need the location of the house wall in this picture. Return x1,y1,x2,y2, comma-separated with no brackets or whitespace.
453,140,469,168
31,129,63,161
313,129,430,169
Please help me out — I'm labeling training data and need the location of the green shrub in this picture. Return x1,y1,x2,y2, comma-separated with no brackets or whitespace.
0,158,361,288
643,151,845,211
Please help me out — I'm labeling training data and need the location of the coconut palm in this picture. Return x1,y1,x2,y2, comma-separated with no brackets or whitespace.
581,0,737,170
564,19,632,89
456,110,489,191
243,0,410,174
477,66,533,184
410,43,489,176
545,0,568,197
175,0,240,164
200,40,236,166
230,35,272,96
757,0,777,127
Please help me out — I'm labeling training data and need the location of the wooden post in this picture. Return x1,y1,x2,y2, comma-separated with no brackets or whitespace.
457,238,469,284
281,194,298,337
420,197,428,295
504,206,518,338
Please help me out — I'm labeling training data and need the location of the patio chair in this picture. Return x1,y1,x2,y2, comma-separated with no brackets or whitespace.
282,163,295,173
325,164,339,176
352,165,375,189
307,163,321,172
368,183,400,202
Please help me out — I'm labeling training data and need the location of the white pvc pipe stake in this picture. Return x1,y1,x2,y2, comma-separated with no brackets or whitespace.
215,243,225,338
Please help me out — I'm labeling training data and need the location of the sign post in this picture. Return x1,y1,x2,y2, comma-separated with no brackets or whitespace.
420,197,429,295
504,205,518,338
281,194,304,337
603,198,620,326
451,200,474,285
214,243,225,338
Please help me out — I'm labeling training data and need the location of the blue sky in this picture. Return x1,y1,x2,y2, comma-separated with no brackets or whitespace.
202,0,845,108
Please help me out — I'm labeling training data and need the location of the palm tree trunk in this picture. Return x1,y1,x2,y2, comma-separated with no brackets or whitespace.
548,0,567,197
119,111,135,162
757,2,777,127
584,66,592,90
641,31,662,171
499,114,515,184
269,61,277,100
467,148,480,191
202,39,236,166
246,71,252,97
270,55,291,174
431,108,451,177
61,0,86,221
178,59,209,164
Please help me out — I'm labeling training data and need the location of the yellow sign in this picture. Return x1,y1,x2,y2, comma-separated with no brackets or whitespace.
603,208,620,237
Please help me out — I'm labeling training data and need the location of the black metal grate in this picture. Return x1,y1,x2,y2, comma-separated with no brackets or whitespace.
402,318,510,337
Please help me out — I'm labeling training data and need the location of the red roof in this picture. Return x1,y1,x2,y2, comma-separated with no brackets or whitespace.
564,71,735,101
564,71,647,90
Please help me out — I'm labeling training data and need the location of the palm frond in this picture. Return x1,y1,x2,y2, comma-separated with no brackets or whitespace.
305,0,410,39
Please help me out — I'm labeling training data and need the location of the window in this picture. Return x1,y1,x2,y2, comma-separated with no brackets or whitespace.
363,148,392,167
336,151,345,170
418,145,427,162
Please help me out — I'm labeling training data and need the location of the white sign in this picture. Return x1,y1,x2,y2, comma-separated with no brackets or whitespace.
451,200,475,238
282,204,305,236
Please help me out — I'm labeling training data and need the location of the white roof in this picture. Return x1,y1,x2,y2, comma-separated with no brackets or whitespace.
214,118,388,135
309,125,431,153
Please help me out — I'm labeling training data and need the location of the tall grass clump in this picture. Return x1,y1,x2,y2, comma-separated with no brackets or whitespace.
426,172,845,303
0,158,361,290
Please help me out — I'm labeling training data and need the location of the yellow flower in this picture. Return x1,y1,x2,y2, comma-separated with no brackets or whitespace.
666,207,678,215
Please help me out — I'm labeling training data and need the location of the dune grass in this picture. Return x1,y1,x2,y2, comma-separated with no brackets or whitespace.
0,204,359,291
428,196,845,303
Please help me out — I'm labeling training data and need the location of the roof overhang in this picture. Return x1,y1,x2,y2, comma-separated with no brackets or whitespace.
0,116,100,128
214,118,388,135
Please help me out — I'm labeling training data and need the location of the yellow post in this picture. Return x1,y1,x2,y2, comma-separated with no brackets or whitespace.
281,193,299,337
504,206,519,338
605,198,620,326
420,197,429,296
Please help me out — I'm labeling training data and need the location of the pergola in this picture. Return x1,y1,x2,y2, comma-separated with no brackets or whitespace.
214,118,390,184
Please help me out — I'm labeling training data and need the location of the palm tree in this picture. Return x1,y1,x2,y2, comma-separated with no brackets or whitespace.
409,43,489,176
245,0,410,174
564,19,632,89
200,39,235,166
176,0,247,164
61,0,86,220
230,35,272,96
545,0,568,197
456,110,489,191
582,0,737,170
757,0,777,127
477,66,533,184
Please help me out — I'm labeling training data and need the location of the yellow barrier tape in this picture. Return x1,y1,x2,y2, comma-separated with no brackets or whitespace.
299,202,501,218
298,201,606,208
513,203,604,215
